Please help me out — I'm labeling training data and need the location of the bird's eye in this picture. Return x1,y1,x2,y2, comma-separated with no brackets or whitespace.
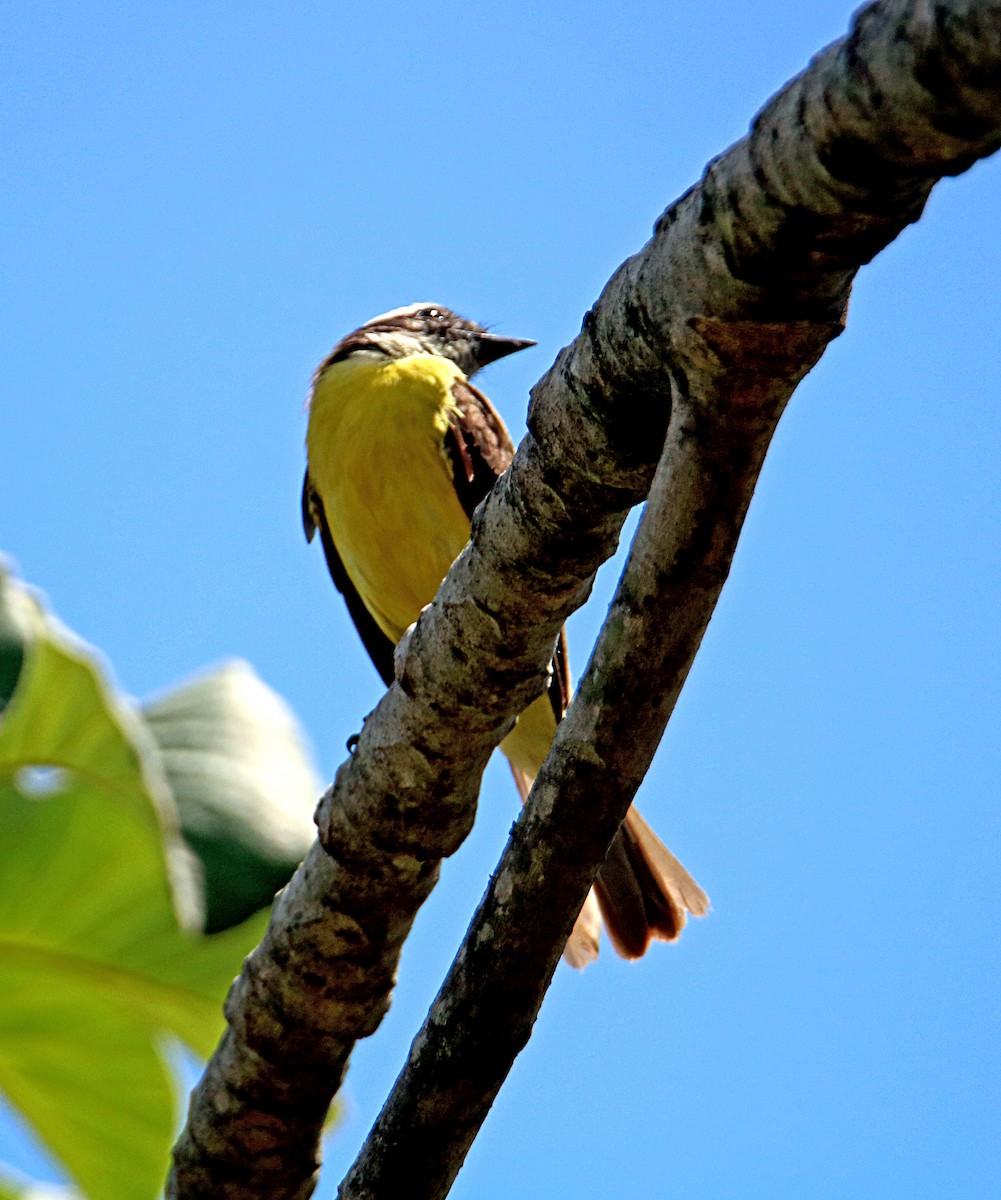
417,307,443,322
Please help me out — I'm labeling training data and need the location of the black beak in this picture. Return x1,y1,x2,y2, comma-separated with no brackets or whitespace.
472,333,537,369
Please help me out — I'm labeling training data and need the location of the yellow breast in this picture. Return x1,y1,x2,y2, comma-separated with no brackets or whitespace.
306,353,474,644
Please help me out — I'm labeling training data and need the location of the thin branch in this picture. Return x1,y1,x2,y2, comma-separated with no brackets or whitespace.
169,0,1001,1196
337,0,1001,1195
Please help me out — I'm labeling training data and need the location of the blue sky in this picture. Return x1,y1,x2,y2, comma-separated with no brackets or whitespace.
3,2,999,1197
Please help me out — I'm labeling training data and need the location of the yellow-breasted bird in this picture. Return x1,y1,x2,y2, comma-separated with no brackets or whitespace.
302,303,708,966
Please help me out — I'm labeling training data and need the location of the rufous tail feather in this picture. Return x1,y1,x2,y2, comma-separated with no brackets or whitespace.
509,765,708,967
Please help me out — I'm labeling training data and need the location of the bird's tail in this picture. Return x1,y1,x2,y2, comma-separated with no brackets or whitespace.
586,806,709,965
509,766,708,968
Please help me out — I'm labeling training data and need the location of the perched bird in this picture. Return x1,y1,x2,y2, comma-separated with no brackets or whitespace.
303,303,708,966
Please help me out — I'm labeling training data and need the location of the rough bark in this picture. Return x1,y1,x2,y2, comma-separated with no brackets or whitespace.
168,1,1001,1197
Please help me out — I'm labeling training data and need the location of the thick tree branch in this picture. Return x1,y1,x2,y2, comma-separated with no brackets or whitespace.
169,1,1001,1197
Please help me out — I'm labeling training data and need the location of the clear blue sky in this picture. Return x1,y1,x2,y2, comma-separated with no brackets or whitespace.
3,2,999,1197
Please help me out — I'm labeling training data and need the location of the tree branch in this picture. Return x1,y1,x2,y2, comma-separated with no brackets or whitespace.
169,1,1001,1196
336,0,1001,1195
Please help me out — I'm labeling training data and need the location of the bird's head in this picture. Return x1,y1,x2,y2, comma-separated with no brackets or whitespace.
320,303,535,379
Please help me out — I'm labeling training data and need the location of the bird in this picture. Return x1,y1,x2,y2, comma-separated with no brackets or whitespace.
302,303,708,966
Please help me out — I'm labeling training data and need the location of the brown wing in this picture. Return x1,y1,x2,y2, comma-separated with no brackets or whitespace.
444,376,515,515
302,471,396,686
444,378,571,722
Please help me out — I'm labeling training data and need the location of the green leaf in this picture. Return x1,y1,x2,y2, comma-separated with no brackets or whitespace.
142,661,319,933
0,574,270,1200
0,568,32,712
